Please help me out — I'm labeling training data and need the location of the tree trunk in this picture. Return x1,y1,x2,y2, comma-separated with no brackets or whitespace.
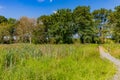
29,32,32,44
29,36,32,44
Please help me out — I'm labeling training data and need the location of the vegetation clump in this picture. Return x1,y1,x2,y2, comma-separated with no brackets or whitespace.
0,44,116,80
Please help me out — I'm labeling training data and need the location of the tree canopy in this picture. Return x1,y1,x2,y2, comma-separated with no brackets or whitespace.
0,5,120,44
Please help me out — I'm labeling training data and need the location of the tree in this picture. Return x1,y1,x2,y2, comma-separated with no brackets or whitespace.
73,6,95,43
0,23,11,43
16,17,36,43
7,18,17,43
0,15,7,23
32,24,47,44
109,6,120,43
49,9,74,44
37,15,51,43
0,16,18,43
92,8,111,43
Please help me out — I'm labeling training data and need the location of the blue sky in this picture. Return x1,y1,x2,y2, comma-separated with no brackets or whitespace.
0,0,120,19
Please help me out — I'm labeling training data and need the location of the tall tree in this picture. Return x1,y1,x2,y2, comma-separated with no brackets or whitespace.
32,24,46,44
16,17,36,43
109,6,120,43
49,9,74,43
0,23,7,43
73,6,94,43
0,16,10,43
0,15,7,24
7,18,17,42
37,15,51,43
92,8,111,43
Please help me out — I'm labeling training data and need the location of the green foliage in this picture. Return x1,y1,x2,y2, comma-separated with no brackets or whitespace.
0,15,7,23
36,15,51,43
92,8,109,22
33,24,47,44
0,44,116,80
49,9,74,44
92,8,111,44
108,6,120,43
1,5,120,44
0,17,17,44
73,6,95,43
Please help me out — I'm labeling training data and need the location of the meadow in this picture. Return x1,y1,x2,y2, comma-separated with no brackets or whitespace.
0,44,116,80
103,44,120,59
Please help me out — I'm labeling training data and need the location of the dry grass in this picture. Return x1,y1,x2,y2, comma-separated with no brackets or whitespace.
103,44,120,59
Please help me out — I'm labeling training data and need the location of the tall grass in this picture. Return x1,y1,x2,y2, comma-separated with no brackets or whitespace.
0,44,115,80
103,44,120,59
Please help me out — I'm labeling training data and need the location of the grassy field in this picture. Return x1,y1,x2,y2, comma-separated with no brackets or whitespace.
103,44,120,59
0,44,115,80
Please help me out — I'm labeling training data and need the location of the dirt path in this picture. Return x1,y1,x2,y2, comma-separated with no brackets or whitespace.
99,46,120,80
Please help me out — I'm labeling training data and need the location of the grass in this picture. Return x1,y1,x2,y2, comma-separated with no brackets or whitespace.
0,44,116,80
103,44,120,59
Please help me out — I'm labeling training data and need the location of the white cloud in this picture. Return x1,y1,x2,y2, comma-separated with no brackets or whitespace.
38,0,45,2
50,0,53,2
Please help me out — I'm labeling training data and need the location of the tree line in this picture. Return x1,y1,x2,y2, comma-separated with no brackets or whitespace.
0,5,120,44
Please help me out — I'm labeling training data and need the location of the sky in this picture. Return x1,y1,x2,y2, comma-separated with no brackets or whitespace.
0,0,120,19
